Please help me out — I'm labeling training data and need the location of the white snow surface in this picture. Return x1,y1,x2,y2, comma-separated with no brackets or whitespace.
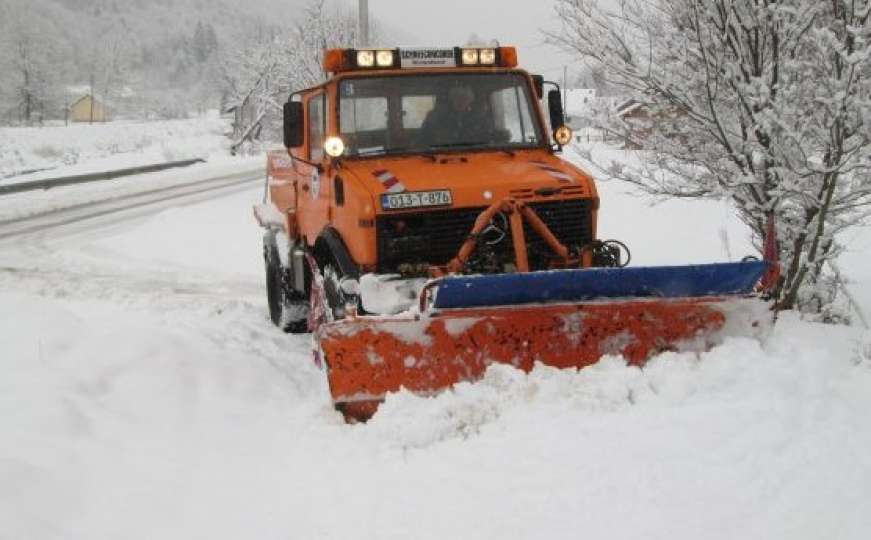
0,115,233,183
359,273,428,315
1,146,871,539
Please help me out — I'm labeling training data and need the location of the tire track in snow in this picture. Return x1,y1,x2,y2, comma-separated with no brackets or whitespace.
0,171,261,242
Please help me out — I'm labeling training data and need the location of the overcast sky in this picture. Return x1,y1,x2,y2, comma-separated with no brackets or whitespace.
365,0,579,80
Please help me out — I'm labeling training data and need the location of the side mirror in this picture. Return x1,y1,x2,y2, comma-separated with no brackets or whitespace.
547,88,573,147
532,75,544,99
283,101,304,148
547,89,565,132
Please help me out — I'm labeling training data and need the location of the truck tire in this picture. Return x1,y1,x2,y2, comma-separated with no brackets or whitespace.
315,231,360,321
264,239,309,334
322,262,348,320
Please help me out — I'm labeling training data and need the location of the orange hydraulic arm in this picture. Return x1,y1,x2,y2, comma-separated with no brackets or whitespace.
434,198,590,277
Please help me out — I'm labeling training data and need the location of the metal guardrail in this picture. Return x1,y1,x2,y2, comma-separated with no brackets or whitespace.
0,158,206,196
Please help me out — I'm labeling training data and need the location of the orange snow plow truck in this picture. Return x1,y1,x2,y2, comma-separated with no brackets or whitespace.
254,46,777,421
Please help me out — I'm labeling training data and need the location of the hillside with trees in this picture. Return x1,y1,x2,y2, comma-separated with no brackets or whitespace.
0,0,311,123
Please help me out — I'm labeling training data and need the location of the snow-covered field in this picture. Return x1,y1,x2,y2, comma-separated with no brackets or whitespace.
0,115,234,183
1,148,870,539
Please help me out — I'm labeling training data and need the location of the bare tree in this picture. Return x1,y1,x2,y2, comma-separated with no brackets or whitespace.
546,0,871,314
221,0,363,151
0,4,61,124
89,30,138,114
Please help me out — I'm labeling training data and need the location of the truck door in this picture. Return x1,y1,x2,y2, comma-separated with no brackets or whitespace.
297,91,331,246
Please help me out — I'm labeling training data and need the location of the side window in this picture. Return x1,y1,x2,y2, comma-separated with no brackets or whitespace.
309,94,325,161
402,96,435,129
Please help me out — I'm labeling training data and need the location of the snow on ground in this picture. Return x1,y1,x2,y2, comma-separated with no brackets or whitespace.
839,229,871,328
0,114,235,183
569,145,756,266
1,146,870,539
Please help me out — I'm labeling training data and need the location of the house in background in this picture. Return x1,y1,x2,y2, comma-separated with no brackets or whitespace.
562,89,628,144
65,86,118,123
563,88,597,131
614,99,652,149
615,99,647,121
68,94,110,123
614,98,689,149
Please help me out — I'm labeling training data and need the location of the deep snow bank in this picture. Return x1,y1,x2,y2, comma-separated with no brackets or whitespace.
2,287,870,539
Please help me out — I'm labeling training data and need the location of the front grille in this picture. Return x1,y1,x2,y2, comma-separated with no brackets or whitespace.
376,199,593,273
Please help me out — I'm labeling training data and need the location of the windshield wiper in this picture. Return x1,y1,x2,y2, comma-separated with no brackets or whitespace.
431,141,516,158
355,147,436,162
430,142,490,150
355,147,398,157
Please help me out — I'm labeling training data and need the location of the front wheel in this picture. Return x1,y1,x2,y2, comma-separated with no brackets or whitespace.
264,241,309,333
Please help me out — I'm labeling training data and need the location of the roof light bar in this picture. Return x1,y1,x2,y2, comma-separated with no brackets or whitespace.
322,46,518,73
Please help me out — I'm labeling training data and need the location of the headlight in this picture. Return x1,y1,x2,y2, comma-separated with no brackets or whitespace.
479,48,497,65
461,49,479,65
554,126,574,146
376,50,395,67
324,136,346,158
356,50,375,68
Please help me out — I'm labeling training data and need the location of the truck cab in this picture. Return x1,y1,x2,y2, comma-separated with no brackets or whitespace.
256,46,601,331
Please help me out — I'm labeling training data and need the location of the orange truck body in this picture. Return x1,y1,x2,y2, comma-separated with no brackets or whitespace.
256,46,772,421
265,71,598,269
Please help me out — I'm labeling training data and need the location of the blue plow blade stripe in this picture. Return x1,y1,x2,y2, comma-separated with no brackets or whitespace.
432,261,770,310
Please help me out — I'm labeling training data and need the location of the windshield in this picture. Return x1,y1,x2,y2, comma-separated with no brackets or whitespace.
339,73,543,157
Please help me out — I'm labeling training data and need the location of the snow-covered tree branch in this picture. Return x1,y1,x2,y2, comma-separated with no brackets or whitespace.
221,0,362,151
547,0,871,314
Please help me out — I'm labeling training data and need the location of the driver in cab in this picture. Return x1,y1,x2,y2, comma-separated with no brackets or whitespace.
419,84,494,147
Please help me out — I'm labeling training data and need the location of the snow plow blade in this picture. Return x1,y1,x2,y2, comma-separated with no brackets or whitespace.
318,261,772,420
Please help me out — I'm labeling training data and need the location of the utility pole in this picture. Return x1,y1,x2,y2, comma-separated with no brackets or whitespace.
89,73,95,124
358,0,370,48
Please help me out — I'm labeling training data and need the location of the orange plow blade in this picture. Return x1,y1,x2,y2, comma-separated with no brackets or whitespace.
318,294,770,421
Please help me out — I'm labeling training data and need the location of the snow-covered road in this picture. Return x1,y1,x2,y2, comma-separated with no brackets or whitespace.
0,170,260,241
1,155,870,539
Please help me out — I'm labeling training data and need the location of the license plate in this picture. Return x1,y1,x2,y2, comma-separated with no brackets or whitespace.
381,190,452,210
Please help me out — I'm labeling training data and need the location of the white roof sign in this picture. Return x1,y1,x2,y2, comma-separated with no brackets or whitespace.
400,48,456,69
